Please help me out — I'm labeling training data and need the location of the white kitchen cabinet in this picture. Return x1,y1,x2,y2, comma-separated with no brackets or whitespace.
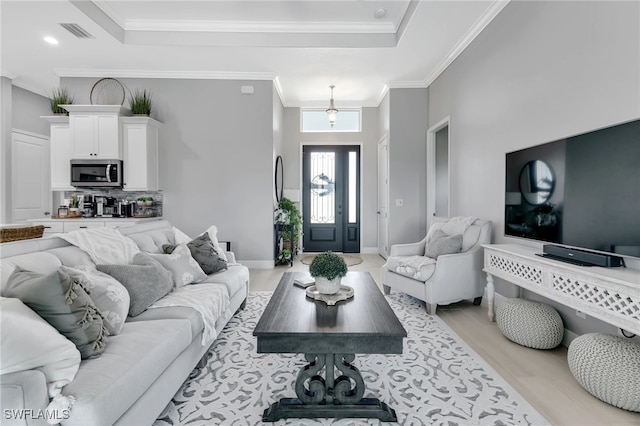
42,116,74,191
63,105,129,159
121,117,161,191
29,218,160,235
63,220,105,232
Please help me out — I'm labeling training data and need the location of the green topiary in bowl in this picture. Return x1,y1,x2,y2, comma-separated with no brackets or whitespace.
309,251,348,281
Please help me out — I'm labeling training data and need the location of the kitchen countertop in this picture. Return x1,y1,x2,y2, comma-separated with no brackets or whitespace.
27,217,162,222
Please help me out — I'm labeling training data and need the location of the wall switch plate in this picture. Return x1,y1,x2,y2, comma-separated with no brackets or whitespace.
240,85,254,94
395,199,404,206
576,310,587,319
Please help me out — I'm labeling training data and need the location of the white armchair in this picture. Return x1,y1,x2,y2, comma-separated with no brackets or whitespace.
381,217,491,314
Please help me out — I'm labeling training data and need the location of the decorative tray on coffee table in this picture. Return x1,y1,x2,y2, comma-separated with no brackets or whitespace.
305,285,354,305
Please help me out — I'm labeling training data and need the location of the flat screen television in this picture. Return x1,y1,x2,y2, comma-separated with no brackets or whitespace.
505,118,640,259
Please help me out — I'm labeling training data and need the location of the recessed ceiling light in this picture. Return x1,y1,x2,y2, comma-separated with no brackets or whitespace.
375,8,387,19
44,36,58,45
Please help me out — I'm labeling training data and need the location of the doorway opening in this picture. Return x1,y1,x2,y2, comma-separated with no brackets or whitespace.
427,117,450,228
302,145,361,253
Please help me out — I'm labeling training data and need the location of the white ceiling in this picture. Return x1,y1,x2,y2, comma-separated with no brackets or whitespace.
1,0,509,107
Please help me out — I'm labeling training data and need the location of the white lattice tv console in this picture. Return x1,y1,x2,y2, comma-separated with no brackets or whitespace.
483,244,640,335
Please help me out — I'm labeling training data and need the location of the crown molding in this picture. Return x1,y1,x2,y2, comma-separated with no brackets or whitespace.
54,69,278,81
273,76,286,106
387,81,429,89
424,0,510,87
375,84,390,107
125,19,396,34
1,69,16,80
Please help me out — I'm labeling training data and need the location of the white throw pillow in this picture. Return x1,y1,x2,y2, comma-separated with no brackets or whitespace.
147,244,208,288
60,265,130,335
0,297,81,399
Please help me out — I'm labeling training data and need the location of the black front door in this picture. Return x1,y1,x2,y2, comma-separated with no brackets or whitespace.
303,145,360,253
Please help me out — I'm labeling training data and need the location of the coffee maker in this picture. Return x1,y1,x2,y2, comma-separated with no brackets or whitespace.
82,194,95,217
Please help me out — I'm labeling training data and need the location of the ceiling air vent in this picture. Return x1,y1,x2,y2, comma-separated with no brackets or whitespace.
59,23,94,39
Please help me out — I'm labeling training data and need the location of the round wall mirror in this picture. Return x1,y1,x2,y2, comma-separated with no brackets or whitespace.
519,160,554,205
274,155,283,203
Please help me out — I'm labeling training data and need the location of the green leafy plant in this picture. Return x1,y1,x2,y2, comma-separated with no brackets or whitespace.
69,193,80,208
50,87,74,114
129,89,152,115
277,197,302,229
309,251,348,281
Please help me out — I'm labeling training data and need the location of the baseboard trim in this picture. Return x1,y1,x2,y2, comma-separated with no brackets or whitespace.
484,290,575,348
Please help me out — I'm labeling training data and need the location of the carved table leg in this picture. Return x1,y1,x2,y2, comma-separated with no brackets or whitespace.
262,353,397,422
486,272,495,322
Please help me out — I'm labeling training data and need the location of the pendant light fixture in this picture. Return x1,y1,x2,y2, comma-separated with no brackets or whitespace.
326,85,338,127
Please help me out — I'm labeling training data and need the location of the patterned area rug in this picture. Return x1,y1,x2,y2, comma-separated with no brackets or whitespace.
300,254,363,266
155,292,549,425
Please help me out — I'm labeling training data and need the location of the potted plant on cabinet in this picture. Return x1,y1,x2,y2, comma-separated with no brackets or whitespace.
309,251,348,295
50,87,74,115
69,194,81,215
129,89,152,115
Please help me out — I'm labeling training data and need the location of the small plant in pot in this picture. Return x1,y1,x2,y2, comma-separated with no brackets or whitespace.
129,89,152,115
309,251,348,295
50,87,74,115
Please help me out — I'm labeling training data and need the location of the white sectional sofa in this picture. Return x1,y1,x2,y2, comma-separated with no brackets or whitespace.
0,220,249,426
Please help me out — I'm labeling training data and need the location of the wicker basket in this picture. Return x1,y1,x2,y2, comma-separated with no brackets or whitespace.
0,225,45,243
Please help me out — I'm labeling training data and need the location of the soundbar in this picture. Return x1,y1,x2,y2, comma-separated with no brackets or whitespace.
540,244,624,267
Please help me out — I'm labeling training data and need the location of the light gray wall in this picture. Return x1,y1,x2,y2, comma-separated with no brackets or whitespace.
281,107,380,251
273,84,284,206
428,1,640,335
61,77,275,265
388,88,428,246
12,86,50,136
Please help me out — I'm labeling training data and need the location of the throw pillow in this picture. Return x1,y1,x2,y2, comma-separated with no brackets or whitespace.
4,268,108,359
147,244,207,288
172,226,192,244
0,297,81,399
200,225,229,262
97,253,174,317
163,232,227,275
424,230,463,259
60,265,130,335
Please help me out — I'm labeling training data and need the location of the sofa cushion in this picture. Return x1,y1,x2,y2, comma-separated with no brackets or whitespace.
0,297,81,399
60,265,130,335
424,230,463,259
61,319,192,426
126,305,203,342
126,228,175,254
146,244,207,288
47,246,95,268
200,264,250,298
384,256,436,282
97,253,173,317
163,233,227,275
4,268,108,359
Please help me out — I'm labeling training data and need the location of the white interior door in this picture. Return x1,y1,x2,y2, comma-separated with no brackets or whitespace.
377,135,389,258
11,130,50,222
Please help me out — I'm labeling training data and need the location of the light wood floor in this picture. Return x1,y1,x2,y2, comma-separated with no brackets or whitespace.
249,254,640,426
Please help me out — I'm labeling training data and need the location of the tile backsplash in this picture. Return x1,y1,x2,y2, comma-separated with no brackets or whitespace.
62,189,163,217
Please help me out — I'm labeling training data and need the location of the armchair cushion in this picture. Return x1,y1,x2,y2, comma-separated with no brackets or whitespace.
384,255,436,281
424,230,463,259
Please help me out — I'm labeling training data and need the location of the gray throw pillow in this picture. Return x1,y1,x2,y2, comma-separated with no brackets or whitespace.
163,232,227,275
425,230,463,259
146,244,207,288
97,253,174,317
4,268,108,359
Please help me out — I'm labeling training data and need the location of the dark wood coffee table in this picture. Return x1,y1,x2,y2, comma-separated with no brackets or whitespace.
253,271,407,422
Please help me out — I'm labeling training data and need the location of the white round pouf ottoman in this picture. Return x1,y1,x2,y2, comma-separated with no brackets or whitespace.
495,298,564,349
568,333,640,412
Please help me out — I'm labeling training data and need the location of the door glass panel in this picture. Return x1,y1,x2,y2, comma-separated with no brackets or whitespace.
310,152,335,224
348,151,356,223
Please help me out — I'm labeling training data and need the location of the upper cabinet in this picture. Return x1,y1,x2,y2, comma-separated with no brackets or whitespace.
45,105,162,191
42,115,73,191
121,117,161,191
63,105,129,159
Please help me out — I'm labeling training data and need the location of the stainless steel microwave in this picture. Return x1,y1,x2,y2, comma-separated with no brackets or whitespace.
70,159,123,187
